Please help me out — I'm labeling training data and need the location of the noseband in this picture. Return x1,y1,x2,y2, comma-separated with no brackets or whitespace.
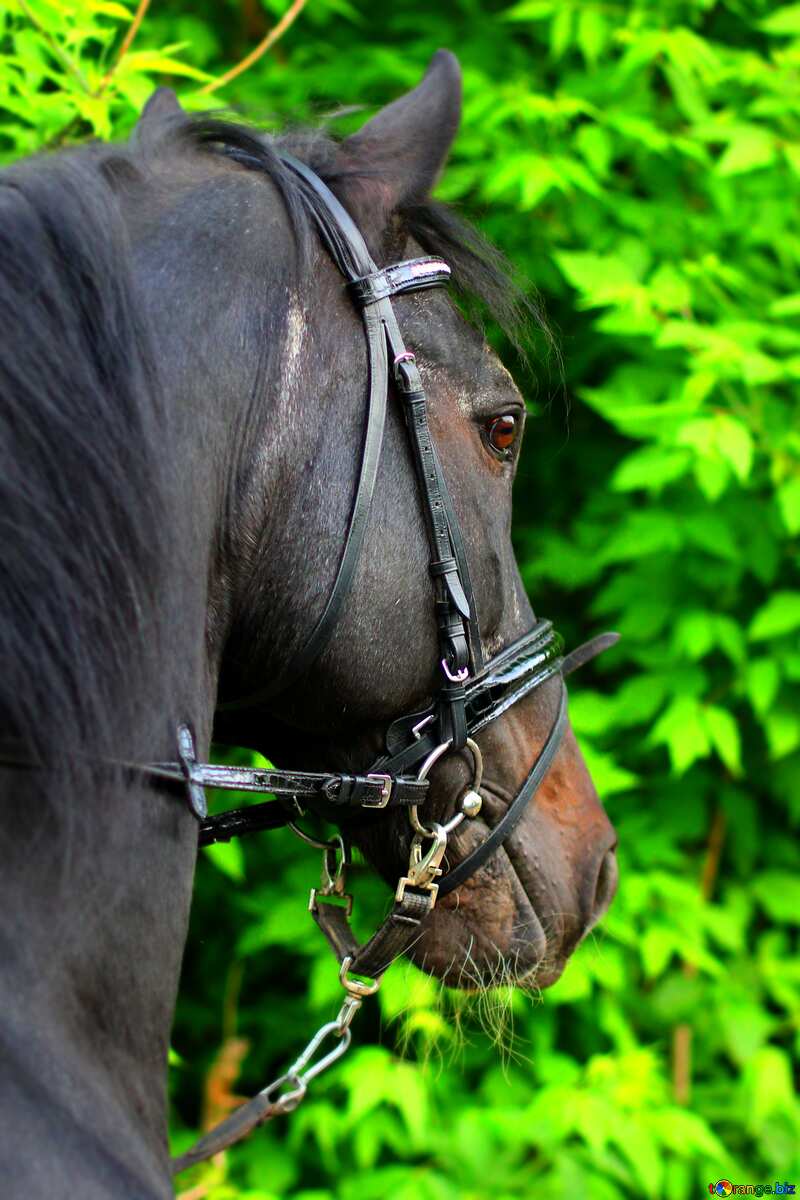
0,148,618,1172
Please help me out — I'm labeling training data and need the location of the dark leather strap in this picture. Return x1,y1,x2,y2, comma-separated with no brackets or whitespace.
349,256,452,305
220,164,390,711
562,631,620,676
432,452,484,673
373,620,563,778
154,757,426,813
0,739,428,815
199,801,303,846
312,888,434,979
171,1093,287,1175
220,152,479,744
437,683,569,896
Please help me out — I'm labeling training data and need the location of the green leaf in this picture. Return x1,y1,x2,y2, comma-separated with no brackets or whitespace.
203,839,245,881
769,292,800,316
777,476,800,534
752,873,800,923
749,592,800,640
702,705,742,775
576,8,607,66
764,710,800,759
119,50,211,81
714,414,753,481
650,696,710,774
87,1,133,19
611,446,690,493
743,1047,797,1132
640,926,674,978
760,5,800,35
716,126,775,176
745,658,781,716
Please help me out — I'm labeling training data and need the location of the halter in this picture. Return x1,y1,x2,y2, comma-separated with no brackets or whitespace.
0,149,618,1173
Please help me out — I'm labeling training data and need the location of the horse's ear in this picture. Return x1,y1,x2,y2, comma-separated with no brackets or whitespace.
338,50,462,232
131,88,184,145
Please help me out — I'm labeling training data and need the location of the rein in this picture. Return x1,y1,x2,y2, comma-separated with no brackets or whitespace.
0,146,619,1175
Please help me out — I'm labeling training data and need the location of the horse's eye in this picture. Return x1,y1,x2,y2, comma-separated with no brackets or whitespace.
484,413,519,457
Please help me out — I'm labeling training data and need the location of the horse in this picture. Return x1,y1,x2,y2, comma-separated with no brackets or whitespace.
0,50,617,1198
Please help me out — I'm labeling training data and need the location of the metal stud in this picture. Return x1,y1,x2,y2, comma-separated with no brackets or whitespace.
461,790,482,819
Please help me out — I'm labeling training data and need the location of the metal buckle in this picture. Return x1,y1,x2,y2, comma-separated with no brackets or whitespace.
362,772,393,808
308,889,354,918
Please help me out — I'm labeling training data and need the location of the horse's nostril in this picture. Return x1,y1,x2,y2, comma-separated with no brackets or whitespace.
591,846,618,924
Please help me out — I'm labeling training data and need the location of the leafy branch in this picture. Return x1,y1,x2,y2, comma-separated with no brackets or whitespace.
95,0,151,96
199,0,308,95
17,0,90,93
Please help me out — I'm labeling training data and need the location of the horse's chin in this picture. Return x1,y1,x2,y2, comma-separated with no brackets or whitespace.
405,885,568,991
400,848,574,992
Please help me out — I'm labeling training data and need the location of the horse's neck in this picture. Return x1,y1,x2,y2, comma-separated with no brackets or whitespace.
0,558,210,1197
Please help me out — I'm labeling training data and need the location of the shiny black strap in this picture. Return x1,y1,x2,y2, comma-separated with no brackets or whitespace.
0,735,428,815
432,451,484,673
150,757,426,811
285,152,478,717
220,157,389,711
374,620,562,778
350,256,451,305
437,683,568,896
199,800,292,845
221,152,479,735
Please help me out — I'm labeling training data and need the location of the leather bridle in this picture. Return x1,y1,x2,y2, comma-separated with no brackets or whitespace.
0,148,618,1173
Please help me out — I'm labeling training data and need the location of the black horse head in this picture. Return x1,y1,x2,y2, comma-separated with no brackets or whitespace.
0,52,616,1194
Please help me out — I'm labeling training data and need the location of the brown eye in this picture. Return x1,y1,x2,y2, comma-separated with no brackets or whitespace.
485,413,519,457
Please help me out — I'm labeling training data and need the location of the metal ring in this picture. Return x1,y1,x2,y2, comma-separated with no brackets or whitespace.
410,737,483,837
417,739,453,782
465,737,483,793
339,956,381,997
287,822,339,851
410,740,453,835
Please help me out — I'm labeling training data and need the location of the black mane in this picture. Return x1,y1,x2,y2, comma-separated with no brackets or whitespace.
0,147,172,761
0,113,542,763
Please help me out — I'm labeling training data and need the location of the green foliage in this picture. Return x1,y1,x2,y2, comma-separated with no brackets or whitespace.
3,2,799,1197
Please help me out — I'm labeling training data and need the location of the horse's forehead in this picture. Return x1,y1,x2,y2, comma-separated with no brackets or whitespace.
410,302,520,416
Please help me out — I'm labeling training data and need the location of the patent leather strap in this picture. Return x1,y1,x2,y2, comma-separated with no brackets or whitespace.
364,620,562,783
0,732,429,825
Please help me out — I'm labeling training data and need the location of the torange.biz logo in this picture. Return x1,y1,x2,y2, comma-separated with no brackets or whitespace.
709,1182,796,1197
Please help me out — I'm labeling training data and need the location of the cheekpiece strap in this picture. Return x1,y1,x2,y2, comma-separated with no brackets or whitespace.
349,257,451,307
